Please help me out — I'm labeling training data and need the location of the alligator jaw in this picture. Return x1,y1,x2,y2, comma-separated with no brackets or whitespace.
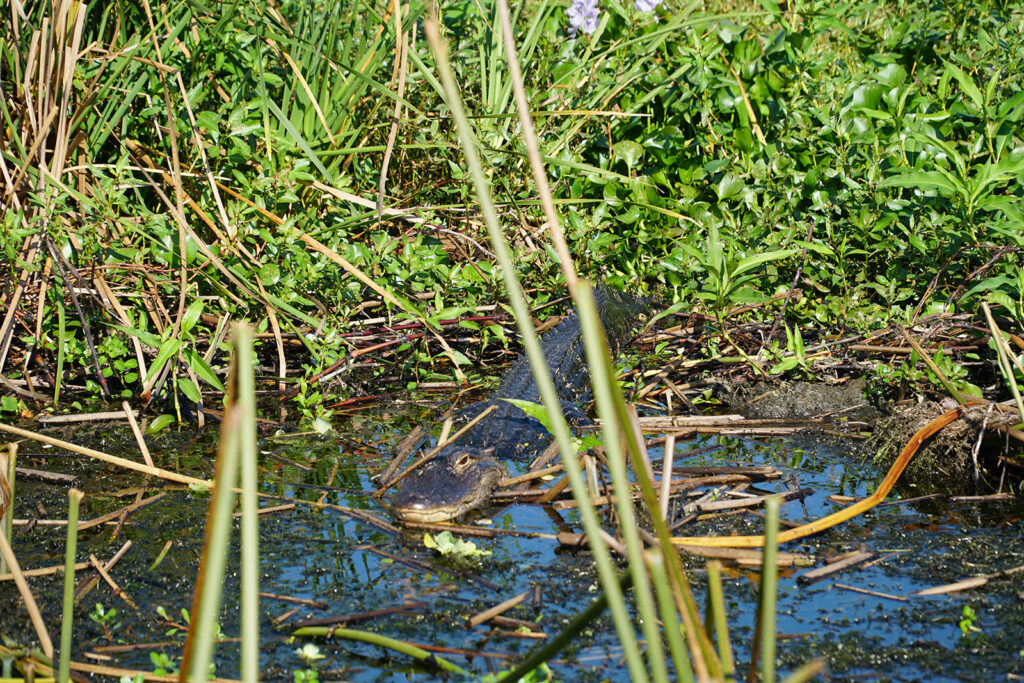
391,447,506,523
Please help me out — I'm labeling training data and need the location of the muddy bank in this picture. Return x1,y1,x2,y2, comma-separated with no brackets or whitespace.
714,378,879,426
871,401,1024,494
714,380,1023,496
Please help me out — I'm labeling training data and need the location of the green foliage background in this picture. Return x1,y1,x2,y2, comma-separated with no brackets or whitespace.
1,0,1022,411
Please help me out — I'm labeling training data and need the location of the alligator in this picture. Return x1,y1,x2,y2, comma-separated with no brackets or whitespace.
391,286,646,523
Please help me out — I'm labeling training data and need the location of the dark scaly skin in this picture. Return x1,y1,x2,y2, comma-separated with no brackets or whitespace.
392,287,646,523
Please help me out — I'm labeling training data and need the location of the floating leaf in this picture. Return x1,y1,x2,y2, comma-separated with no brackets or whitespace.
423,531,491,558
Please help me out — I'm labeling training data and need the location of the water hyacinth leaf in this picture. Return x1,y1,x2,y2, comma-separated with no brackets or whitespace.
848,83,883,110
614,141,644,170
616,205,642,224
259,263,281,286
715,174,745,200
876,63,907,87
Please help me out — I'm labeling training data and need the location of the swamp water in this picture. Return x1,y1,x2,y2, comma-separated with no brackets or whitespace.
2,406,1023,681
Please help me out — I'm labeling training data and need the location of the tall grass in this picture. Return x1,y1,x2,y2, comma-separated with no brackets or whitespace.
181,324,259,682
420,3,796,677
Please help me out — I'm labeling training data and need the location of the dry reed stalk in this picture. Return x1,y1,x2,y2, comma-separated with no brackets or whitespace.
77,495,164,531
88,553,139,610
797,551,875,585
498,464,563,487
659,434,675,522
74,540,133,602
1,561,90,582
467,590,531,628
38,410,137,423
68,659,240,683
833,584,907,602
93,275,150,380
0,421,210,486
122,401,154,467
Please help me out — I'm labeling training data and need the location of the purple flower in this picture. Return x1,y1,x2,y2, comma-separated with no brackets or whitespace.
634,0,663,11
567,0,601,37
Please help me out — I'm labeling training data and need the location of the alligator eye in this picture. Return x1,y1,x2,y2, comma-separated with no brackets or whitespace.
454,453,473,470
637,313,649,323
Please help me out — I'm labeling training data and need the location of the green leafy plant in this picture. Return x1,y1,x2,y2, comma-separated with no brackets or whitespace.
677,224,795,374
678,225,796,314
423,531,492,558
293,643,324,683
89,603,121,641
959,605,982,636
503,398,603,452
769,324,811,377
150,652,179,677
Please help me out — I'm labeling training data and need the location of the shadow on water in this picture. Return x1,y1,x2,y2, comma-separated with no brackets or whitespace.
2,406,1023,680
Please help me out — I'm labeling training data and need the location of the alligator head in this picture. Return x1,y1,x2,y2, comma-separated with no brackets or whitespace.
391,446,506,523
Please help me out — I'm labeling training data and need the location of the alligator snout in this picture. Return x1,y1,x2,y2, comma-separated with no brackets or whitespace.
391,447,506,523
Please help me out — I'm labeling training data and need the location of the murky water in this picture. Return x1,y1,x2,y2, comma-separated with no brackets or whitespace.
2,406,1022,681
